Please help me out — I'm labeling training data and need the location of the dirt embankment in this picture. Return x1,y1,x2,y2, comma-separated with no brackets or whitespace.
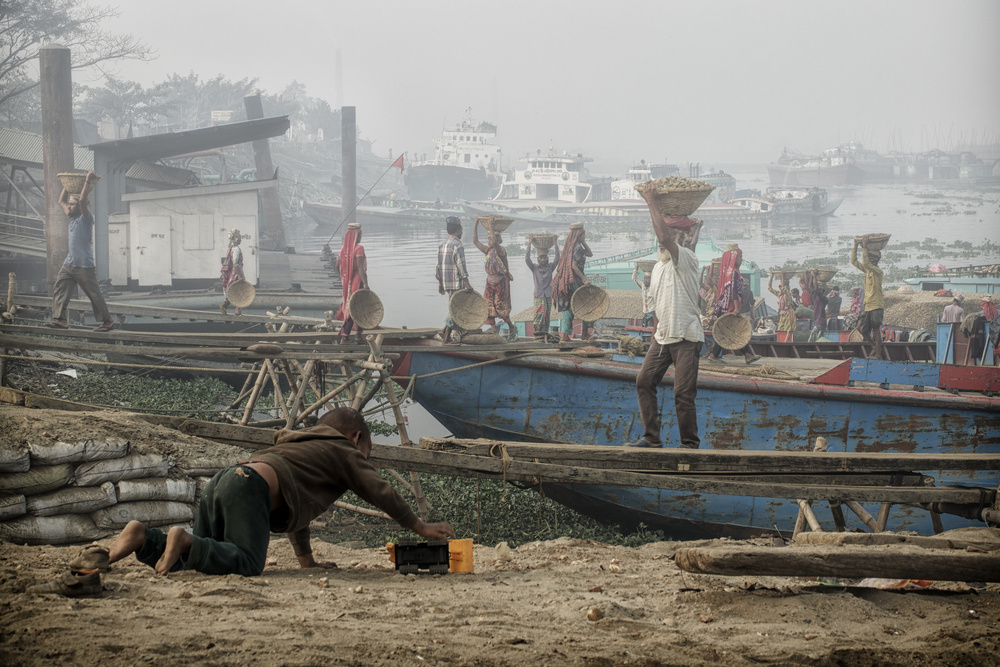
2,535,998,666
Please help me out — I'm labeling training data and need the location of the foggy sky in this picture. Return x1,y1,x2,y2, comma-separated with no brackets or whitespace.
100,0,1000,174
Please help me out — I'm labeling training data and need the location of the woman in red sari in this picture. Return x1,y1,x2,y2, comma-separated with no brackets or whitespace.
335,222,369,344
473,219,516,340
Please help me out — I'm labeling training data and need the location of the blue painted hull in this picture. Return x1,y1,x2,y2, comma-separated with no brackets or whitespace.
406,349,1000,538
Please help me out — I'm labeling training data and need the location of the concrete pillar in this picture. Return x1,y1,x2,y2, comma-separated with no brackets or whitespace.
244,94,285,250
341,106,356,228
39,44,74,292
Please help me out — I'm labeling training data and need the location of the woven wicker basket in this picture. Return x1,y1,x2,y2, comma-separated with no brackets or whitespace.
636,260,656,274
799,268,838,283
477,215,514,234
528,234,558,251
848,328,865,343
449,288,488,330
635,177,715,216
570,284,610,322
712,313,752,351
57,171,99,195
856,233,891,251
226,280,256,308
347,289,384,329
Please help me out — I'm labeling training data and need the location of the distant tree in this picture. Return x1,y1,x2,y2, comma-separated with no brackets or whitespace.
0,0,153,124
77,76,171,138
154,72,258,129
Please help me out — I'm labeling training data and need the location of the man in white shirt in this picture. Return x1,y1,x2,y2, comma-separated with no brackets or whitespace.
628,192,704,449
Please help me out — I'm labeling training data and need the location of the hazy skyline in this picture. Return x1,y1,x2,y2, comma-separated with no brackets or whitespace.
98,0,1000,174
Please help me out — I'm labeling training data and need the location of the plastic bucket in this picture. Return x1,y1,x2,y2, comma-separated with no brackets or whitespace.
449,538,474,573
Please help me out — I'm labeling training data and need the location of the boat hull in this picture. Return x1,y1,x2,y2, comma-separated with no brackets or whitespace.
768,163,851,188
405,164,500,203
403,348,999,537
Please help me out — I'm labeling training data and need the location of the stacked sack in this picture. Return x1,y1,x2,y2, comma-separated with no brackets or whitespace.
0,438,197,545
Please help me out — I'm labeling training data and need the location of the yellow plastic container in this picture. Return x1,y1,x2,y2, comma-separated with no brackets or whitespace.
449,539,474,573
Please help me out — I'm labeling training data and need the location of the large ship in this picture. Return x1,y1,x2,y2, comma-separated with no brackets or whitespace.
767,148,853,187
404,115,503,202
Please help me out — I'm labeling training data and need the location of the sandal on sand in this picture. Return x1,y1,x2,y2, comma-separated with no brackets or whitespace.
69,544,110,574
44,321,69,329
27,569,102,597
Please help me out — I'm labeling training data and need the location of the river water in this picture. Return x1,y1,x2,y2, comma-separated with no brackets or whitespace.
283,167,1000,437
287,166,999,323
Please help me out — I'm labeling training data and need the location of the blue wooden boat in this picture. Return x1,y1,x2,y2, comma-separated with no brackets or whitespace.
398,343,1000,539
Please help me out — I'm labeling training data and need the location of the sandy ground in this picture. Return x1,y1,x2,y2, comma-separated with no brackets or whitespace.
2,535,999,666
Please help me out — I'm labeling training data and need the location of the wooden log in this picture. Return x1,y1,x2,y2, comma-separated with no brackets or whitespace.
794,531,1000,551
673,545,1000,582
418,437,999,473
375,445,994,505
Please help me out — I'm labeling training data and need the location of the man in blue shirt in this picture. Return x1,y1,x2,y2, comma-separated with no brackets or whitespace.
47,171,115,332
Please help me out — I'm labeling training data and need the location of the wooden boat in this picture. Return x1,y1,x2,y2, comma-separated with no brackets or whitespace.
397,341,1000,539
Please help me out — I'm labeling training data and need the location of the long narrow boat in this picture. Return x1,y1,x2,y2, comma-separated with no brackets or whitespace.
397,342,1000,539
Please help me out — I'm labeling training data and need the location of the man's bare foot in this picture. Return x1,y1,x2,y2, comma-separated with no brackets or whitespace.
108,520,146,564
155,526,193,575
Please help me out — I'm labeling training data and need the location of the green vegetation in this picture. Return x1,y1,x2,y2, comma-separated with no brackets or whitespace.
53,373,234,421
323,471,665,549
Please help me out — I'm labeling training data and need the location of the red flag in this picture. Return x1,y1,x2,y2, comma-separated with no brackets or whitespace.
391,154,404,174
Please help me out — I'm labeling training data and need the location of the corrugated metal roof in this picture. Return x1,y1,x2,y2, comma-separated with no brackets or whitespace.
125,161,197,187
0,126,94,170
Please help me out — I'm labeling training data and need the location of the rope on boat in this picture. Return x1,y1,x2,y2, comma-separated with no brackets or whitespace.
489,442,514,503
702,363,800,381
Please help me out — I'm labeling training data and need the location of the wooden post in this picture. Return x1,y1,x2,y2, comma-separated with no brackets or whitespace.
342,106,356,228
796,499,823,532
40,45,75,292
244,94,285,250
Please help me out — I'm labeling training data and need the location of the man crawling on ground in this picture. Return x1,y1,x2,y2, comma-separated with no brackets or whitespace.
107,407,454,576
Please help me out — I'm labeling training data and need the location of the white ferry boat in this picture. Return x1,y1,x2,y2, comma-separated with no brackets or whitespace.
730,186,842,217
405,113,503,202
497,147,594,203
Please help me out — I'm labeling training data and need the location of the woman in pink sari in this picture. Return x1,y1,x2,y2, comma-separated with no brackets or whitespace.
334,222,369,343
220,228,246,316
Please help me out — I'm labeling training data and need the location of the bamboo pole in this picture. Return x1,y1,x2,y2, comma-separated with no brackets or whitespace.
240,363,271,425
844,500,880,532
284,359,315,428
829,501,847,532
264,360,288,421
876,503,892,532
229,363,259,409
296,371,367,425
6,272,15,316
369,333,430,520
334,500,391,520
796,499,823,533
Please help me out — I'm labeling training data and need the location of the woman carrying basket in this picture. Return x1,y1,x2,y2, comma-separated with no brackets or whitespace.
472,219,516,341
220,228,246,316
767,270,796,343
706,244,760,364
335,222,369,344
553,222,594,342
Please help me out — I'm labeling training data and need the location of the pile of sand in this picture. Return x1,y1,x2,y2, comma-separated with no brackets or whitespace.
883,290,996,331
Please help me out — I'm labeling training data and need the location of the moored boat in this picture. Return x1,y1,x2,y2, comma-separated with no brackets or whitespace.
768,149,852,187
730,186,842,217
399,342,1000,538
405,116,503,202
